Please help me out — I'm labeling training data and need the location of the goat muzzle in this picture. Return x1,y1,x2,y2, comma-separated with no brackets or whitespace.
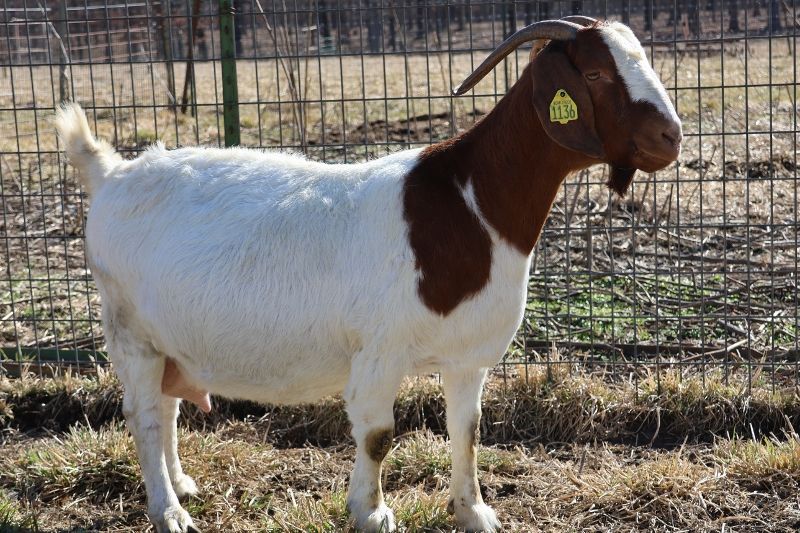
634,121,683,168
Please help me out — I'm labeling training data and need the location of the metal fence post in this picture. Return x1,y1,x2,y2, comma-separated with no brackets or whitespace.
219,0,240,146
154,0,176,106
53,1,70,103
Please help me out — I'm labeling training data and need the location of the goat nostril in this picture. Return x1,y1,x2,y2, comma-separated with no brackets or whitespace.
662,126,682,147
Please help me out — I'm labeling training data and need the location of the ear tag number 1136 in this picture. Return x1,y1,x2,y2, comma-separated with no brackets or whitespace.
549,89,578,124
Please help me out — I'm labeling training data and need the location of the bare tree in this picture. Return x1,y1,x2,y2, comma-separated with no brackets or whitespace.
366,0,382,52
729,0,741,32
255,0,315,148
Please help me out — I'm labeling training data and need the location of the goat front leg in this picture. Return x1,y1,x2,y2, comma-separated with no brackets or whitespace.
115,354,200,533
442,367,500,532
344,353,404,532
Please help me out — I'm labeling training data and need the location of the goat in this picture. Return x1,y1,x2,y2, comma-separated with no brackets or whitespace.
56,17,681,533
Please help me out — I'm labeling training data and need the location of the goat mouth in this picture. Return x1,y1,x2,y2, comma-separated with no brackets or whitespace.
634,142,680,166
631,144,676,172
640,149,675,164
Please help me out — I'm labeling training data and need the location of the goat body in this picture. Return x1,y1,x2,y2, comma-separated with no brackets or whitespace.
81,142,524,402
57,19,681,533
92,147,413,398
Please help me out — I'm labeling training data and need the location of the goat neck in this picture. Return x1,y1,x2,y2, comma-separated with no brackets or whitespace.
403,68,594,316
449,64,592,255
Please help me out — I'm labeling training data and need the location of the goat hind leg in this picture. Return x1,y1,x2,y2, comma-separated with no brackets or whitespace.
161,396,198,501
115,351,200,533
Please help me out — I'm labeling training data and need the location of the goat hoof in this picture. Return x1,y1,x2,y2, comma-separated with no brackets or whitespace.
452,501,501,532
151,505,198,533
173,473,199,501
351,503,396,532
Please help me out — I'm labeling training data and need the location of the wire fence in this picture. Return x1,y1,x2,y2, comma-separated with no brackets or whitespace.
1,0,798,391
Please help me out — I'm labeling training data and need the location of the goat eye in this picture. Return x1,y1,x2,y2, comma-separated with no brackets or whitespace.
585,71,601,81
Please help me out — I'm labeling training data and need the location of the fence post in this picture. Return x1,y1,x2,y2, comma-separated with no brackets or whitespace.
219,0,240,146
153,0,176,105
54,1,70,103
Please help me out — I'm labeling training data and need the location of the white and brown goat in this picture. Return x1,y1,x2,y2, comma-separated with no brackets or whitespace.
56,17,681,533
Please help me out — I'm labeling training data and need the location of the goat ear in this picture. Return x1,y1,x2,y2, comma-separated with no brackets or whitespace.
531,44,605,160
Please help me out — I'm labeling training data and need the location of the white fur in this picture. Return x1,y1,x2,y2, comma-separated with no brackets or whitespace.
57,103,524,533
601,22,681,128
54,104,121,193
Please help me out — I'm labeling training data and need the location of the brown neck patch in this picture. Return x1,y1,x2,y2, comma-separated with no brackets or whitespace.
403,137,493,316
403,64,592,316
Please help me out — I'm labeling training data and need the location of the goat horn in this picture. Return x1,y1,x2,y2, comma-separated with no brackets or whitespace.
453,20,582,96
528,16,599,61
529,16,596,61
561,15,598,26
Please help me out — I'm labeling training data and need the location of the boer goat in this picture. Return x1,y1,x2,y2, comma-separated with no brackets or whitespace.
57,17,681,533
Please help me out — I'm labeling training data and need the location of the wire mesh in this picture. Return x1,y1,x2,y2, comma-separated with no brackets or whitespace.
1,0,798,390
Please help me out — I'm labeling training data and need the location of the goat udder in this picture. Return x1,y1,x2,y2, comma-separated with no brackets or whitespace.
162,358,212,413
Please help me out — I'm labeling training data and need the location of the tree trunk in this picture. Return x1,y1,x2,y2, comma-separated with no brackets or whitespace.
416,0,425,40
319,0,331,39
505,0,516,38
367,0,382,53
728,0,741,32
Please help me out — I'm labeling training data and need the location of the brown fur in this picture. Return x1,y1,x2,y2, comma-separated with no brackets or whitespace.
403,27,680,317
464,415,481,498
403,63,589,316
403,140,493,316
365,428,394,463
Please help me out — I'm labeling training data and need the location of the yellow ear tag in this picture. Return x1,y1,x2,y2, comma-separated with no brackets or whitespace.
549,89,578,124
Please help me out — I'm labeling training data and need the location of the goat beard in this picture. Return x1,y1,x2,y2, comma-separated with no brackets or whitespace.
607,165,636,197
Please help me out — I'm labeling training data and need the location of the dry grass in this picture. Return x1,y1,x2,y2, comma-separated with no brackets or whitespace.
2,39,797,153
3,361,800,447
2,367,800,531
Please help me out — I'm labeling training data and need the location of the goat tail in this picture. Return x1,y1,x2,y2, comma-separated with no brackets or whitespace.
55,103,121,195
